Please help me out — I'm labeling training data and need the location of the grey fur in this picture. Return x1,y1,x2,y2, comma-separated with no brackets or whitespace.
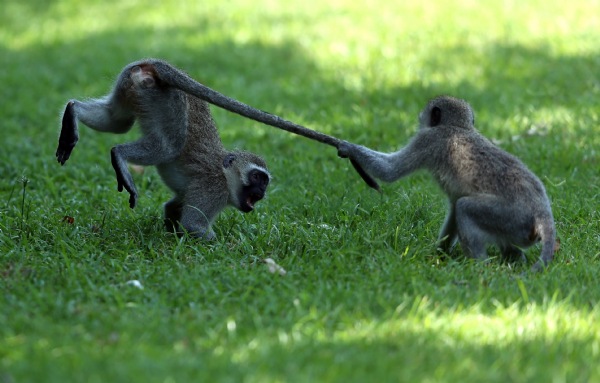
338,95,556,271
56,61,270,240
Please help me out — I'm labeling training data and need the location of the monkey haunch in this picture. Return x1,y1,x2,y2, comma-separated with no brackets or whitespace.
338,96,556,271
57,61,270,240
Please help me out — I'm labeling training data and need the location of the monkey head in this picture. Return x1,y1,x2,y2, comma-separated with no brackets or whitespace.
419,95,475,129
223,151,270,213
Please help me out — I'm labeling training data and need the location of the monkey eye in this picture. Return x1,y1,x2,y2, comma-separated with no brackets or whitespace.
250,170,268,185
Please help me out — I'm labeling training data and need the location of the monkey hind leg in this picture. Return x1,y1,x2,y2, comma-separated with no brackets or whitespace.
456,195,536,263
500,245,526,263
56,101,79,165
56,98,136,165
69,97,136,134
437,203,458,255
454,198,491,260
110,147,138,208
164,197,184,233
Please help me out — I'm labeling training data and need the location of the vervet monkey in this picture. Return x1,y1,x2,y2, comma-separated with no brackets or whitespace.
338,95,556,271
56,61,271,239
56,59,378,238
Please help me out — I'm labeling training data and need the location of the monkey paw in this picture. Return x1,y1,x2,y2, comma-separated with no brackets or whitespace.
115,178,137,209
56,101,79,165
114,177,138,208
56,144,76,165
128,191,138,209
337,141,355,158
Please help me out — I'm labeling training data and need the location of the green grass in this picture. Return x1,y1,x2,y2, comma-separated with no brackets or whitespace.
1,0,599,381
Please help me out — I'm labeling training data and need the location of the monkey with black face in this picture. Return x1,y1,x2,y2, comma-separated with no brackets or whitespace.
57,62,270,240
338,96,556,271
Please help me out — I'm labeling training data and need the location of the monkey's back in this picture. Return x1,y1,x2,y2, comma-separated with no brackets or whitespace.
428,127,548,205
179,95,228,185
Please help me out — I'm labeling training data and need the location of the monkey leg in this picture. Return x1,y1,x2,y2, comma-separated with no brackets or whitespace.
500,245,526,263
437,203,458,254
178,184,228,240
63,91,135,134
110,147,138,208
110,131,184,208
56,101,80,165
455,195,535,261
454,197,494,260
179,204,217,240
56,99,135,165
164,197,184,233
109,74,185,209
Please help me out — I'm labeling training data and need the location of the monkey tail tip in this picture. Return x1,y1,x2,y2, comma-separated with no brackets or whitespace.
530,237,560,272
349,159,381,192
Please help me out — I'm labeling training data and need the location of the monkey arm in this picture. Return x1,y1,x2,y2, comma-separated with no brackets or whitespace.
110,146,137,208
338,140,423,183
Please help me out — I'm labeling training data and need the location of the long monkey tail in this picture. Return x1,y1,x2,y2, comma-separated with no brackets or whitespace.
144,59,381,192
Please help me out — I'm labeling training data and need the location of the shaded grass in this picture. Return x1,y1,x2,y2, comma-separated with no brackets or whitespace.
1,0,600,382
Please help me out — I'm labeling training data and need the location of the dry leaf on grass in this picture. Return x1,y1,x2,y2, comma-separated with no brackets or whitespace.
62,216,75,224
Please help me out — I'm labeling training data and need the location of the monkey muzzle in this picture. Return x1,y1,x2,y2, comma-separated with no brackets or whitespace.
238,170,269,213
239,190,265,213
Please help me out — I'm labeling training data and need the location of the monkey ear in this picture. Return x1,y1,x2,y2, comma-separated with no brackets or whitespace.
430,107,442,127
223,153,236,168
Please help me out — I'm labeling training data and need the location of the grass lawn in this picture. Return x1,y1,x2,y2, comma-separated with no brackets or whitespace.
1,0,599,381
